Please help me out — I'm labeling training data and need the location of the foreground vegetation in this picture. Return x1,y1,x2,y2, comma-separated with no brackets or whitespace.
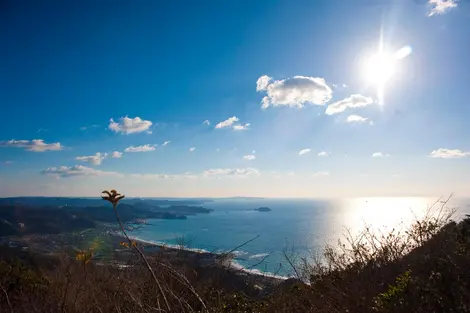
1,192,470,312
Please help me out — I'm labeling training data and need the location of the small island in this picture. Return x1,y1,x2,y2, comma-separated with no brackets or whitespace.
253,207,272,212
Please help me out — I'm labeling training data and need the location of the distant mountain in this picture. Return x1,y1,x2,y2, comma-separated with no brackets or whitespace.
0,197,212,207
0,198,214,237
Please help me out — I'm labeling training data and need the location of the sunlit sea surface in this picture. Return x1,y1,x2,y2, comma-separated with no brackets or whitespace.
131,197,470,276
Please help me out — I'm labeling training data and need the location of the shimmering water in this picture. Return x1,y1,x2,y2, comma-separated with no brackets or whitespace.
131,197,470,276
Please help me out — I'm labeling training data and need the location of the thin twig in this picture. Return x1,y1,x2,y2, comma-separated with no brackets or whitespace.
215,235,261,266
0,283,13,313
112,203,170,312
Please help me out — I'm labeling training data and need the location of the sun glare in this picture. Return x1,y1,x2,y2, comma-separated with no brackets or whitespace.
361,41,412,105
363,52,396,85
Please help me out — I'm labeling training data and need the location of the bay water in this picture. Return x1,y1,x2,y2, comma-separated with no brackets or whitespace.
130,197,470,276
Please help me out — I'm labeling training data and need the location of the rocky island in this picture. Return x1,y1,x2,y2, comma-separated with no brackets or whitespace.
254,207,272,212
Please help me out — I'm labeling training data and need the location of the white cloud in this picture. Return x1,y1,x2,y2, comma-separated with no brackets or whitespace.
233,123,250,131
313,171,330,177
130,173,197,180
215,116,239,129
325,94,374,115
429,148,470,159
111,151,123,158
215,116,250,131
257,75,333,109
108,116,152,134
76,152,108,165
0,139,63,152
162,141,171,146
256,75,272,91
189,147,196,152
124,144,156,152
203,168,260,178
42,165,120,178
243,154,256,160
298,149,311,156
203,120,210,125
347,115,369,123
372,152,390,158
318,151,330,157
428,0,458,16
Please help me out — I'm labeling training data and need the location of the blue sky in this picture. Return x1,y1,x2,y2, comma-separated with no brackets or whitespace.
1,0,469,198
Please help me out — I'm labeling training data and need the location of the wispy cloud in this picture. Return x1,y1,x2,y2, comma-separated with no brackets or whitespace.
318,151,330,157
80,124,99,131
372,152,390,158
203,168,260,178
243,154,256,160
0,139,63,152
298,148,311,156
233,123,250,131
429,148,469,158
215,116,250,131
347,115,369,123
215,116,238,129
111,151,123,158
313,171,330,177
256,75,333,109
325,94,374,115
162,141,171,146
428,0,458,16
42,165,121,178
76,152,108,165
203,120,210,125
108,116,152,134
130,172,197,180
189,147,196,152
124,144,156,152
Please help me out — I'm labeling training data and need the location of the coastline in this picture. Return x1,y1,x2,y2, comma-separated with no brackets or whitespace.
110,231,289,281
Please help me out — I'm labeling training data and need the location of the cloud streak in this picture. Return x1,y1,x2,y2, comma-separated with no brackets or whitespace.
325,94,374,115
372,152,390,158
0,139,63,152
42,165,120,178
124,145,156,152
298,149,311,156
347,115,369,123
203,168,260,178
429,148,469,158
76,152,108,165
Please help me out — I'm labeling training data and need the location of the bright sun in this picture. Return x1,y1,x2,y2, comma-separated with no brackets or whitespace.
363,52,396,85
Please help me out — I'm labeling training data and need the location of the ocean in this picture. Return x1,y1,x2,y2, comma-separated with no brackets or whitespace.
130,197,470,277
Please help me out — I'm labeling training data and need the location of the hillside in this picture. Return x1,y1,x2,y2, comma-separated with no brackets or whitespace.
1,200,469,312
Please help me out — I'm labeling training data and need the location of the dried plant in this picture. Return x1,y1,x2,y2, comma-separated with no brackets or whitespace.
101,189,207,312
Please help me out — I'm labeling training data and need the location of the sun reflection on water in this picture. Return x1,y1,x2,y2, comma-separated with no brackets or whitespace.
337,197,434,238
